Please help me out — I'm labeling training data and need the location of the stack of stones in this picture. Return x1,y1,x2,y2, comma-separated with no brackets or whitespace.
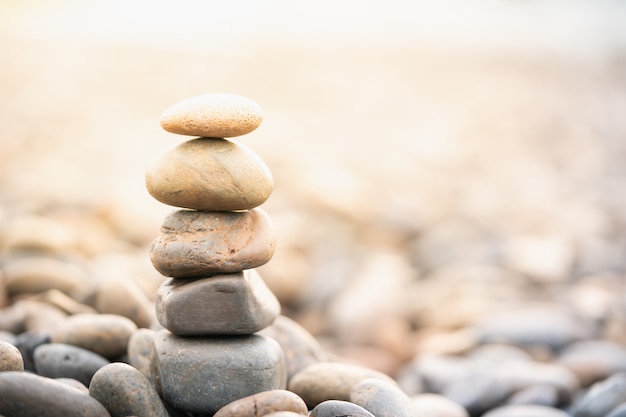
145,94,286,415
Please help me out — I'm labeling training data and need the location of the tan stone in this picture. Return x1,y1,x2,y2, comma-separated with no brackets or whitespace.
160,93,263,138
150,208,276,278
145,137,273,211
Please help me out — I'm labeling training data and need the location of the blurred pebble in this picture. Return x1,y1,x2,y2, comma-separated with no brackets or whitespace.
0,340,24,371
33,342,109,386
507,384,560,407
0,270,7,309
350,378,416,417
95,279,154,328
503,235,574,282
309,400,374,417
55,377,89,393
89,362,169,417
127,328,155,381
482,405,570,417
288,362,398,408
213,389,308,417
51,313,137,359
606,403,626,417
259,314,328,382
257,244,312,306
30,288,96,315
13,330,50,371
558,340,626,387
0,371,110,416
411,393,469,417
264,413,309,417
572,372,626,417
21,299,68,332
0,213,76,253
0,330,16,345
442,371,512,416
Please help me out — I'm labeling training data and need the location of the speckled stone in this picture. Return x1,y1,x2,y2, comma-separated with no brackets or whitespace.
51,313,137,359
145,138,273,211
89,362,169,417
309,400,375,417
156,270,280,336
0,340,23,372
213,389,308,417
288,362,398,408
150,208,276,278
160,93,263,138
150,330,286,415
350,378,416,417
33,343,109,386
0,371,111,417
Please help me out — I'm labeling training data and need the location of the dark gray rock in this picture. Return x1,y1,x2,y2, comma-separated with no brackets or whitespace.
350,378,415,417
33,342,110,386
13,330,50,371
310,400,374,417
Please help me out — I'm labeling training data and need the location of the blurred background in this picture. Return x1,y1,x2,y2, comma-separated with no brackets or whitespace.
2,0,626,375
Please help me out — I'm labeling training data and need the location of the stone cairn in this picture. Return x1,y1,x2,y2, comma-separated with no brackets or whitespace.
145,94,286,415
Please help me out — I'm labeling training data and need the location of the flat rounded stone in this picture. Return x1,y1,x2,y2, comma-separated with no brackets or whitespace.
33,343,109,386
145,138,273,211
89,362,169,417
0,340,24,371
310,400,374,417
288,362,398,408
51,313,137,359
0,371,111,417
160,93,263,138
127,328,155,382
213,389,308,417
150,330,286,415
350,378,416,417
156,270,280,335
150,208,276,278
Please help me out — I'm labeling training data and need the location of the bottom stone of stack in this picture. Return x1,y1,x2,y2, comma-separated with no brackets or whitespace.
150,330,287,415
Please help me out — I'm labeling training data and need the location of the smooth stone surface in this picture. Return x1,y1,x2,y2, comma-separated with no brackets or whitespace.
606,403,626,417
32,288,97,315
0,340,24,371
483,405,569,417
145,137,273,211
95,279,154,328
309,400,375,417
127,328,155,381
260,314,328,382
56,377,89,393
264,413,309,417
442,371,511,417
411,393,470,417
13,330,50,371
572,372,626,417
51,313,137,359
350,378,416,417
151,330,286,415
150,208,276,278
160,93,263,138
288,362,398,408
33,342,109,386
0,371,111,417
558,340,626,386
507,384,560,407
89,362,169,417
156,269,280,335
213,389,308,417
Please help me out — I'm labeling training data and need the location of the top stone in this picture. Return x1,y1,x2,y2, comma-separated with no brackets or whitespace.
160,94,263,138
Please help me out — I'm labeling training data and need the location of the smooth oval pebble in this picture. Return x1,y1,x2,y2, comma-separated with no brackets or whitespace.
51,313,137,359
310,400,374,417
350,378,416,417
482,405,570,417
145,137,273,211
411,393,470,417
89,362,169,417
213,389,308,417
0,340,24,371
156,270,280,335
160,93,263,138
0,371,111,417
150,208,276,278
33,343,109,386
288,362,398,408
95,279,154,328
127,328,155,381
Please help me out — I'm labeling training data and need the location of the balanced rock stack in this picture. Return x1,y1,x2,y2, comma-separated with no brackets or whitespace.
145,94,286,415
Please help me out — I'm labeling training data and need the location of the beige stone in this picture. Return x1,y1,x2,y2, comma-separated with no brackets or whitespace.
150,208,276,278
145,138,273,211
160,93,263,138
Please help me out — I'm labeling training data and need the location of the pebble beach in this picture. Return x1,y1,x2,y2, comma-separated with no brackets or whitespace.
2,1,626,416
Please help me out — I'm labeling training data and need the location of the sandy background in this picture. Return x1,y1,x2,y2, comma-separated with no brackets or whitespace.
2,0,626,362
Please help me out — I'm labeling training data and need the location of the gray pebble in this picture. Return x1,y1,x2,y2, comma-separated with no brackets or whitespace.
33,342,109,386
56,377,89,393
89,362,169,417
558,340,626,386
350,378,415,417
127,328,155,381
443,371,511,416
482,405,569,417
213,389,308,417
507,384,560,407
0,371,111,416
310,400,374,417
0,340,24,371
13,330,50,371
573,372,626,417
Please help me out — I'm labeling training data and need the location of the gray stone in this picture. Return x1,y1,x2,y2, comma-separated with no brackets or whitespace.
0,371,111,416
606,403,626,417
150,330,286,415
127,328,155,381
411,393,469,417
156,269,280,335
350,378,415,417
94,279,154,329
558,340,626,386
573,373,626,417
0,340,23,372
442,371,511,417
56,377,89,393
213,389,308,417
33,342,109,386
507,384,560,407
13,330,50,371
89,362,169,417
150,208,276,278
310,400,374,417
483,405,570,417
